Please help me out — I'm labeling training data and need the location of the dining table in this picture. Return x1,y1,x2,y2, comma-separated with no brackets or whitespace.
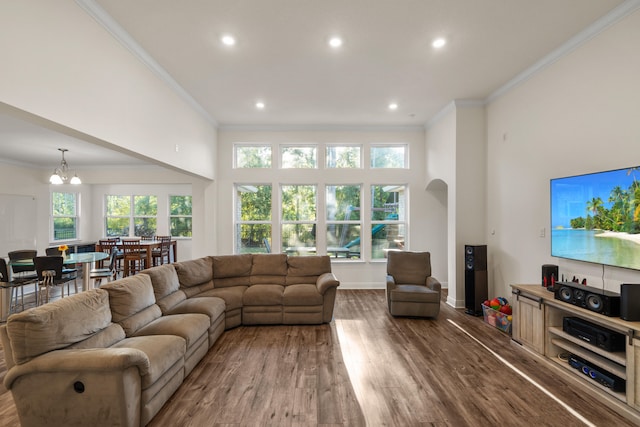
94,239,177,271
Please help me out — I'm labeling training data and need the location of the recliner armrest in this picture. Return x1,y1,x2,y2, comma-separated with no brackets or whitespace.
426,276,441,293
316,272,340,294
386,274,397,292
4,347,149,389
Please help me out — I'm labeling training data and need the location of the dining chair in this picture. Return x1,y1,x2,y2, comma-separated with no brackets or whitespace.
7,250,39,309
34,256,78,305
152,235,172,265
45,247,79,280
1,258,33,314
98,238,123,276
89,247,118,286
121,238,146,276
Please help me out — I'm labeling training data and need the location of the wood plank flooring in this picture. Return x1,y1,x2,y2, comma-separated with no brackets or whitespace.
0,289,637,426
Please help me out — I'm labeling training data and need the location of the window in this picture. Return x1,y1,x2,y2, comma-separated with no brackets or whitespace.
105,195,158,237
105,195,130,236
169,195,192,237
235,185,272,253
326,145,362,168
235,144,272,168
370,145,407,168
134,196,157,237
371,185,406,259
326,185,361,258
52,192,78,241
281,145,317,169
281,185,316,254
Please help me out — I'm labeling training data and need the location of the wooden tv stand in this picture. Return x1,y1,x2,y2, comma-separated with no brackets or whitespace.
511,284,640,424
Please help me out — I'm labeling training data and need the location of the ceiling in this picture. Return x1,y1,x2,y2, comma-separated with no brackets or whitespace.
0,0,628,169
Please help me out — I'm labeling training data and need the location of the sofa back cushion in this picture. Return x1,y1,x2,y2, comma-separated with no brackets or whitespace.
250,254,287,285
101,274,162,336
174,257,214,297
213,254,252,288
6,289,112,365
387,251,431,285
142,264,181,300
286,255,331,285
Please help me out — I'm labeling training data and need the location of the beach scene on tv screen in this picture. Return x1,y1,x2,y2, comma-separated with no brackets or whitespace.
551,166,640,270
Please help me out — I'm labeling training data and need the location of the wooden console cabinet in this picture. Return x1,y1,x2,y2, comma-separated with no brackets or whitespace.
511,284,640,423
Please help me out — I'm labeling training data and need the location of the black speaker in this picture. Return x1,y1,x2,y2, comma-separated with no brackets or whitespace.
465,245,488,316
620,283,640,321
541,264,558,291
554,281,620,317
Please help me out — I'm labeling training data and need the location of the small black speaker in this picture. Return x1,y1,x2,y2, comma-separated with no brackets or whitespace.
465,245,488,316
620,283,640,321
542,264,558,291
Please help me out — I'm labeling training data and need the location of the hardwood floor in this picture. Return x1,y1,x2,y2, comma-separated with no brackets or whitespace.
0,289,637,426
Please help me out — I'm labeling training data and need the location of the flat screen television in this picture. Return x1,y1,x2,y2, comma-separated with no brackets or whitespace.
550,166,640,270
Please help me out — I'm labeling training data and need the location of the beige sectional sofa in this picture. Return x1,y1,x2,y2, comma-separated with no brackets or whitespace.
1,254,339,427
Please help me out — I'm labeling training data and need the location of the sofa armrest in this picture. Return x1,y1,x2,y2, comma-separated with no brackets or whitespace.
386,274,397,292
426,276,441,293
317,272,340,295
4,347,149,389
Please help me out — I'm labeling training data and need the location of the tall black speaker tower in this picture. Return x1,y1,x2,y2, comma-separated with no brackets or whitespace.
465,244,488,316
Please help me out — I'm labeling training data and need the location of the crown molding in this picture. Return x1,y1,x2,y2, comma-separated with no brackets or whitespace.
75,0,218,127
485,0,640,104
218,123,425,132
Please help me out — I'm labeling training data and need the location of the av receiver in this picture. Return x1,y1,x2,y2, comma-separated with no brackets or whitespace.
568,354,625,392
563,317,625,352
554,281,620,317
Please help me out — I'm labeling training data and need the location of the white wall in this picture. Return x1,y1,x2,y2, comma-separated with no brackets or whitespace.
217,128,448,289
0,0,217,180
486,9,640,298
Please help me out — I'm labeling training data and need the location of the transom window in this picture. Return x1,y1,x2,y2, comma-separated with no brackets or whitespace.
370,144,407,168
235,144,272,168
281,145,317,169
326,145,362,168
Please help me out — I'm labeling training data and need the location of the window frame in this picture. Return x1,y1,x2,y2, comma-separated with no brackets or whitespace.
104,194,158,238
326,144,363,169
280,144,318,169
234,184,273,253
370,184,408,259
370,144,408,169
234,143,273,169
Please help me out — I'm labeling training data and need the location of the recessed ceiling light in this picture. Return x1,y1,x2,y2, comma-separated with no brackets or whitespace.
432,37,446,48
388,103,398,110
328,37,343,48
221,34,236,46
255,101,265,109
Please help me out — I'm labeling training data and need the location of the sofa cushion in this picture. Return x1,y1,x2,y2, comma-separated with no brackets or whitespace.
213,254,253,288
164,297,226,326
68,323,126,350
135,313,210,348
389,285,440,303
196,286,247,311
142,264,180,301
285,255,331,285
6,289,112,364
283,284,323,306
243,285,284,306
111,334,185,390
101,275,162,336
250,254,287,285
174,257,213,289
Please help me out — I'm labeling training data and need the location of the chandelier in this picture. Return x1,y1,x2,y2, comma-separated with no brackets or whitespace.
49,148,81,185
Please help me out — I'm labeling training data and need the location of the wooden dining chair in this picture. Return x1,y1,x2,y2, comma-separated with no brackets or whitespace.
121,238,146,276
152,235,172,266
98,238,123,276
89,247,119,285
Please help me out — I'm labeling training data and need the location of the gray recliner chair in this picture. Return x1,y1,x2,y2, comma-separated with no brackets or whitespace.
386,250,441,318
